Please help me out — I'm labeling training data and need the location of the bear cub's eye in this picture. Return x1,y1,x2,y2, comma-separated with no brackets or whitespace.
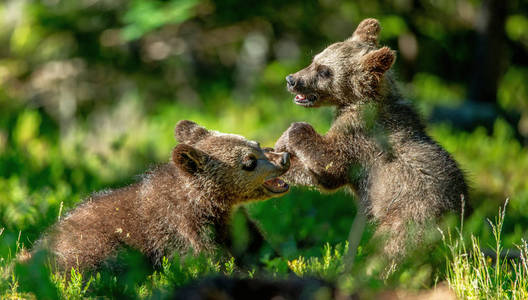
316,65,332,78
242,155,258,171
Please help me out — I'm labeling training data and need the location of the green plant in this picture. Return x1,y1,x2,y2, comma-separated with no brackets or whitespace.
442,200,528,299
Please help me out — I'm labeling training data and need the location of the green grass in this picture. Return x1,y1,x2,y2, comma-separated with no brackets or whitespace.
443,200,528,299
2,99,528,298
2,202,528,299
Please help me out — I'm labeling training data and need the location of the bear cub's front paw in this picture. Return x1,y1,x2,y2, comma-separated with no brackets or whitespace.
287,122,316,146
275,122,316,154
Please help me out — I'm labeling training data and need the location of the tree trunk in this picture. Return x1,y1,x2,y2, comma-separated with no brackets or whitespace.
469,0,508,104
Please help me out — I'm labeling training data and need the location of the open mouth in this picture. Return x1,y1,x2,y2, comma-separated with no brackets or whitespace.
262,178,289,194
294,94,317,106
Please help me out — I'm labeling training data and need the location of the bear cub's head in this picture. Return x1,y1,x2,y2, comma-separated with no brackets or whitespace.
286,18,396,107
173,120,290,202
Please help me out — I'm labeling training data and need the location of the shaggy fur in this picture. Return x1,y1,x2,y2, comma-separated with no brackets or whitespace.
276,18,468,259
32,120,290,272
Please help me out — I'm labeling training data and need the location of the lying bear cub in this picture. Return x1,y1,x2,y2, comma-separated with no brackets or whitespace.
29,120,290,273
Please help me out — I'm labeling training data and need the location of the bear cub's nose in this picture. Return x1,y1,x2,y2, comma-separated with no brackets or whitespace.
286,75,296,87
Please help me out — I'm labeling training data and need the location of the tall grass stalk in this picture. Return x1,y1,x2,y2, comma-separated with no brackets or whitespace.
442,199,528,299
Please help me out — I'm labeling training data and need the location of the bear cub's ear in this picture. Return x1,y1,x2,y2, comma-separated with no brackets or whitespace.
174,120,210,144
361,47,396,74
172,144,209,175
349,18,381,45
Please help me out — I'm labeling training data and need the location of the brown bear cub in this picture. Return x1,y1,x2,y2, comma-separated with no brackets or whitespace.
32,120,290,273
275,18,467,260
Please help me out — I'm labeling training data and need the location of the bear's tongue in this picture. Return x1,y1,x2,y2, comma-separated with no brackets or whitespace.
295,94,308,103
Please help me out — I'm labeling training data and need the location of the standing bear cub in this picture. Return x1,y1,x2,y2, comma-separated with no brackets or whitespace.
275,18,467,259
31,120,290,272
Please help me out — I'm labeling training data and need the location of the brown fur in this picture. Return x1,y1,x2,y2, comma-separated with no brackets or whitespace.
32,120,290,272
277,18,468,259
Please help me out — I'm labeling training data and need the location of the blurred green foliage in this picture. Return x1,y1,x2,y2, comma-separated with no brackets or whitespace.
122,0,200,41
0,0,528,298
